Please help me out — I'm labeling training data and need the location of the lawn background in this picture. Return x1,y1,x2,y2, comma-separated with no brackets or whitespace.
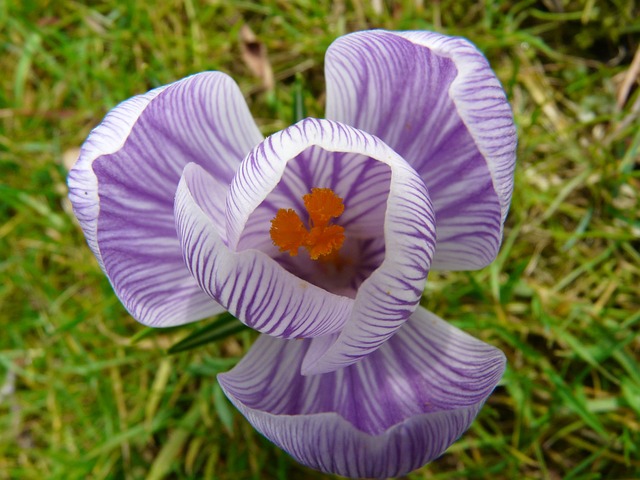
1,0,639,479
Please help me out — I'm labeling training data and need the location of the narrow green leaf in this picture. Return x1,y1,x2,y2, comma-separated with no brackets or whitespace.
213,382,235,434
145,402,200,480
561,207,593,251
130,324,183,344
545,368,608,438
499,259,529,304
621,378,640,415
168,313,247,354
291,73,307,123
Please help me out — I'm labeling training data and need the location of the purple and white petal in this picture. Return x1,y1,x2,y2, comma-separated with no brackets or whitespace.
237,145,392,256
219,307,506,479
216,118,436,372
396,31,516,221
325,30,517,271
68,72,263,326
175,162,354,338
225,118,400,251
236,136,392,298
68,83,169,266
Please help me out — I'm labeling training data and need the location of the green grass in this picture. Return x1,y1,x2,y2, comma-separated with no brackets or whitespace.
1,0,639,478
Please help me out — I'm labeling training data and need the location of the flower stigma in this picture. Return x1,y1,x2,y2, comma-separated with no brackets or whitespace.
270,188,345,260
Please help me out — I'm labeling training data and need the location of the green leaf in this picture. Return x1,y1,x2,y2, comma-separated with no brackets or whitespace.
129,324,183,344
621,378,640,416
167,313,248,354
213,382,235,434
291,73,307,123
545,368,608,438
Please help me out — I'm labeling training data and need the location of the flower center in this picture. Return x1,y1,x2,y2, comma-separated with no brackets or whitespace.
270,188,345,260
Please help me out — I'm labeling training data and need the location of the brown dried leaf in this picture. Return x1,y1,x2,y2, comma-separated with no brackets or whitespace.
239,24,274,93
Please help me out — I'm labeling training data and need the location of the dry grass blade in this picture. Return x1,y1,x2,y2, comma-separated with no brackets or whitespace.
616,45,640,109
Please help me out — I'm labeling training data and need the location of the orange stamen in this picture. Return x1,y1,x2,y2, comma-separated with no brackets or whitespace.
305,224,345,260
269,209,308,256
303,188,345,226
269,188,346,260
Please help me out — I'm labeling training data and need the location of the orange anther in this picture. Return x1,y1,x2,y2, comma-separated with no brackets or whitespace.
305,224,345,260
269,188,346,260
303,188,345,227
269,209,308,256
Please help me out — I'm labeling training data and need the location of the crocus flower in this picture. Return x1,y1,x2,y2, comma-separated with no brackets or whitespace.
69,30,516,478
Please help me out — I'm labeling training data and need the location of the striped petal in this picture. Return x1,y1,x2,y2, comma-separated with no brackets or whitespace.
68,72,263,326
174,162,354,338
219,307,506,479
325,30,517,270
188,118,435,370
236,144,392,259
